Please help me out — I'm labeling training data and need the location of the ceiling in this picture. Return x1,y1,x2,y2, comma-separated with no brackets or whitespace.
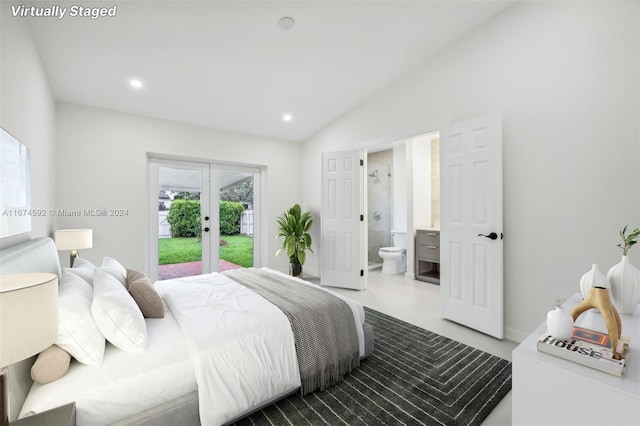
25,1,513,142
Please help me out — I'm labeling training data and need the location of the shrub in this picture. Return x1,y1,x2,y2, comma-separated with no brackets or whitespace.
220,201,244,235
167,200,201,237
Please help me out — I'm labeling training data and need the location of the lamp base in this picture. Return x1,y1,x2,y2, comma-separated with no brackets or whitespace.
70,250,79,268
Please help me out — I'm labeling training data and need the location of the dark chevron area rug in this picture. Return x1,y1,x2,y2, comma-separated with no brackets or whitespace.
234,307,512,426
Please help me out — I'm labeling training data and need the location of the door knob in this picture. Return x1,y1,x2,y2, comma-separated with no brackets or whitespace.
204,216,210,221
203,227,210,232
478,232,498,240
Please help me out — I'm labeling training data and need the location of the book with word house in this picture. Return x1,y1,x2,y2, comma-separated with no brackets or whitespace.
537,326,629,377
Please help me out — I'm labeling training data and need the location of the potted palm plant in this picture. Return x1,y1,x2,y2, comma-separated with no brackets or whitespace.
276,204,313,277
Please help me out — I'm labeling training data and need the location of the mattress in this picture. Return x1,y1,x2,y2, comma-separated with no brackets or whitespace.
18,302,196,426
18,269,368,425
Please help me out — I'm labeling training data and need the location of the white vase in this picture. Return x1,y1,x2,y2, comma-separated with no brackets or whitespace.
546,306,574,341
579,263,609,300
607,255,640,315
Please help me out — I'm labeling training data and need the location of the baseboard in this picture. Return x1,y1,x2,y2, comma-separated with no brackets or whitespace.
504,326,529,344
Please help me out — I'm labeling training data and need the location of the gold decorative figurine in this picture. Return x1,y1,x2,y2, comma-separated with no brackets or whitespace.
571,287,622,353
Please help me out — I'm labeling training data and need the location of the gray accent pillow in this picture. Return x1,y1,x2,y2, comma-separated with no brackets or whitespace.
126,269,165,318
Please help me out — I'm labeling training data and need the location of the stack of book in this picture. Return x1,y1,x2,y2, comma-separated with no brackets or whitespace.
537,326,630,377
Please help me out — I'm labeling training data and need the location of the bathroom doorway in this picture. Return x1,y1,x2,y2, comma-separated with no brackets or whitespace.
367,150,393,270
365,132,440,278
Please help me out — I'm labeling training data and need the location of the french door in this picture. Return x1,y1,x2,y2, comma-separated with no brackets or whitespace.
148,157,261,282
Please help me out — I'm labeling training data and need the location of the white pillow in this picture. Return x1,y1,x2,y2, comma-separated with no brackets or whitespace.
56,271,105,366
101,257,127,286
68,257,96,284
91,269,147,352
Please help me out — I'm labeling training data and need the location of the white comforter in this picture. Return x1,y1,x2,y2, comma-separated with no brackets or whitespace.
156,272,299,425
155,269,365,425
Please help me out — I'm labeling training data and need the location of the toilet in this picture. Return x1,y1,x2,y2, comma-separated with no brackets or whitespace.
379,230,407,275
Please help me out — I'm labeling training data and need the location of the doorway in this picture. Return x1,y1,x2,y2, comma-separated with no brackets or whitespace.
147,157,262,281
365,133,440,279
367,150,393,270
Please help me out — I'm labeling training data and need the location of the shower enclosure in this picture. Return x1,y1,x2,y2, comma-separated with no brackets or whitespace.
367,162,391,269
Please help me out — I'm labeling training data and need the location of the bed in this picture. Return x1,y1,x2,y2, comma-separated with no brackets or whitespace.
0,238,374,425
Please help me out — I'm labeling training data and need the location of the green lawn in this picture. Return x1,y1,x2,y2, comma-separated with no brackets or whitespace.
158,235,253,267
219,235,254,267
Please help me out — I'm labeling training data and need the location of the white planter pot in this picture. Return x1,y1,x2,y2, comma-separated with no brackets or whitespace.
607,255,640,315
579,263,609,300
546,306,574,341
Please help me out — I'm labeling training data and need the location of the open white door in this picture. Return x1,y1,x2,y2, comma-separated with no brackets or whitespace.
440,113,504,339
321,149,366,290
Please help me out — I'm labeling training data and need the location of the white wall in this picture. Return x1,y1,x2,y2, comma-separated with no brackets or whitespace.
411,135,431,230
391,144,407,232
0,12,56,248
55,103,302,272
302,1,640,340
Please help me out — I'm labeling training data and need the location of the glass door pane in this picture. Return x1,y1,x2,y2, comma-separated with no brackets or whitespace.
218,171,253,271
157,164,210,280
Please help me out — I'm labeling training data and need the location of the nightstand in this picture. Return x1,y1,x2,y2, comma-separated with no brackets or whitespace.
512,294,640,425
11,402,76,426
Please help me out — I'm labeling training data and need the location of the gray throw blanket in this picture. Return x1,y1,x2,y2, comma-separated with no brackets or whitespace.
222,268,360,395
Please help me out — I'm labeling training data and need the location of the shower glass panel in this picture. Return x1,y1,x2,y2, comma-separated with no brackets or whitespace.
367,162,391,266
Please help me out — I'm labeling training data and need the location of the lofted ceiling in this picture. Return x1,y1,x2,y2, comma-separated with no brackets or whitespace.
24,1,513,142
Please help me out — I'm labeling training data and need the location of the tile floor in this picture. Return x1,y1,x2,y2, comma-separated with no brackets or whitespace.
307,270,516,426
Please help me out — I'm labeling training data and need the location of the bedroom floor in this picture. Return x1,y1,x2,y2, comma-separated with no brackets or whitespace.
306,270,516,426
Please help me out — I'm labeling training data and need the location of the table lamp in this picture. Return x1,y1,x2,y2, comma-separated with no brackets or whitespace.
54,229,93,267
0,273,58,426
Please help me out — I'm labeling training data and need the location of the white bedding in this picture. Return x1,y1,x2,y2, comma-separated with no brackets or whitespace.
18,303,196,425
155,268,365,425
19,268,365,426
156,272,300,425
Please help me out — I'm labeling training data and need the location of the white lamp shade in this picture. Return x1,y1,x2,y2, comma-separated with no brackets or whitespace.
0,273,58,367
55,229,93,251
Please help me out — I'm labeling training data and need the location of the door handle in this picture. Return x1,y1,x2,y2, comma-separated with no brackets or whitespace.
478,232,498,240
203,227,210,232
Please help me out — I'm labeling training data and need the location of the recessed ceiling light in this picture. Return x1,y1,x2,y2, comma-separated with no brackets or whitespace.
283,114,293,122
130,79,143,89
278,17,295,30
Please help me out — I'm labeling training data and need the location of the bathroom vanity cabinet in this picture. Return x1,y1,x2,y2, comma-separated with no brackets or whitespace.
416,229,440,284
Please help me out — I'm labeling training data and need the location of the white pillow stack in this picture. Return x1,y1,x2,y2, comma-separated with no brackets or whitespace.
56,271,105,366
66,256,96,285
91,268,148,352
101,256,127,286
39,257,152,383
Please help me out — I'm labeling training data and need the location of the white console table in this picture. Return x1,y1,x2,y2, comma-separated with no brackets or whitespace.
512,293,640,426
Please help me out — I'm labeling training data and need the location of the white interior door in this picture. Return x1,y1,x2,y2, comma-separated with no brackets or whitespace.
321,149,366,290
440,113,504,339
